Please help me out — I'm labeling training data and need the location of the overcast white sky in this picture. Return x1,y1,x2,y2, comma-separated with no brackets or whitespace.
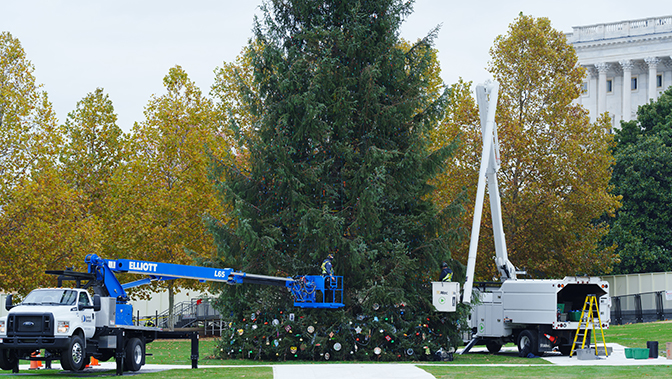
2,0,669,132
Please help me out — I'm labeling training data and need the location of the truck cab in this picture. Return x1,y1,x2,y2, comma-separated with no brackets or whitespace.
0,288,100,371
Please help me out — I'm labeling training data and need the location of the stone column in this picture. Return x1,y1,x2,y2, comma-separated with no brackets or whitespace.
619,60,634,122
595,62,610,116
666,57,672,92
586,67,598,123
645,57,659,102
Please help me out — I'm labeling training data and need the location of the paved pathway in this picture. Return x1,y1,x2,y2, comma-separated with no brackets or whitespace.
273,363,433,379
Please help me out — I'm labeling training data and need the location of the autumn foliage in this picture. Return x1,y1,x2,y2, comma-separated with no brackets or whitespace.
1,12,623,305
434,16,621,280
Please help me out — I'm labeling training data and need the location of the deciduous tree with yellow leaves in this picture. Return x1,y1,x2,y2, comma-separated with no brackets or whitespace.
105,66,231,316
436,15,621,280
1,32,102,293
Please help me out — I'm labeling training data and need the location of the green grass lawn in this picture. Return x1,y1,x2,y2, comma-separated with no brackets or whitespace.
136,368,272,379
144,337,543,365
0,367,273,378
423,321,672,378
5,321,671,378
145,338,224,365
604,320,672,353
145,320,672,365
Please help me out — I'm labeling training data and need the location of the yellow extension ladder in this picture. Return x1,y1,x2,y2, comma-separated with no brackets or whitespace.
569,294,608,357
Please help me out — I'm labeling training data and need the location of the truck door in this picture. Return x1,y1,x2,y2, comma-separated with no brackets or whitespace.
78,292,96,338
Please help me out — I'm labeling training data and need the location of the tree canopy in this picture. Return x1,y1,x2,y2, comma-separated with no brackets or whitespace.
0,32,53,203
607,87,672,273
104,66,230,310
435,15,621,280
0,32,100,293
60,88,124,218
487,15,621,278
209,0,465,359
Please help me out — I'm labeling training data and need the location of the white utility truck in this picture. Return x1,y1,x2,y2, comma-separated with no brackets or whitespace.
0,254,343,374
433,82,611,356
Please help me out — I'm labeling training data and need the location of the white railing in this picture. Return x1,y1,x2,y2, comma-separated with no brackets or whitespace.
603,271,672,297
567,16,672,42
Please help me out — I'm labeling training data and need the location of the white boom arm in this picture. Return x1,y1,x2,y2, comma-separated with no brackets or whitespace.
462,81,519,304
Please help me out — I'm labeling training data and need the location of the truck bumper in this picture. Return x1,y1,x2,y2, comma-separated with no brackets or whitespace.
0,336,70,351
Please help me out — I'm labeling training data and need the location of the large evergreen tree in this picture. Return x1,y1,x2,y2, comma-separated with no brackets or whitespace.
209,0,464,360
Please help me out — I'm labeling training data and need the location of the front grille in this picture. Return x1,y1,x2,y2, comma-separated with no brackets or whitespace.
17,338,55,344
7,313,54,337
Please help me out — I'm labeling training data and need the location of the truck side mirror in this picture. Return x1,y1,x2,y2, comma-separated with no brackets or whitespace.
5,294,13,311
78,294,102,311
93,294,101,312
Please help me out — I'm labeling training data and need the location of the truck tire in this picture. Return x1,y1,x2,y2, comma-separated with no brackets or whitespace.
486,341,502,354
517,330,539,356
0,349,17,371
62,335,86,371
124,338,144,372
59,354,72,371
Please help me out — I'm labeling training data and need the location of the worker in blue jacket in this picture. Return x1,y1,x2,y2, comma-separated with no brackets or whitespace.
440,261,453,282
321,254,335,302
322,254,335,280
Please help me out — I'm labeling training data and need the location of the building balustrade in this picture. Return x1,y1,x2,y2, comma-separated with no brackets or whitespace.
568,16,672,43
568,16,672,126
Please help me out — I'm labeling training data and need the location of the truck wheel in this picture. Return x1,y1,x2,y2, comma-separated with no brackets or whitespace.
124,338,144,372
59,354,72,371
0,349,17,371
517,330,539,356
486,341,502,354
62,335,86,371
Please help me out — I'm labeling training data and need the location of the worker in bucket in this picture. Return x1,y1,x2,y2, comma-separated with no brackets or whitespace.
322,253,335,281
321,253,336,302
440,261,453,282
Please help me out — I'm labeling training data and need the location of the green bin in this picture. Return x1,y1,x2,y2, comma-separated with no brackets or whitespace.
633,348,649,359
624,348,633,358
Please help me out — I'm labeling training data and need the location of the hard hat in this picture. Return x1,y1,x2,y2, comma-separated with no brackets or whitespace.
441,262,448,268
327,254,334,260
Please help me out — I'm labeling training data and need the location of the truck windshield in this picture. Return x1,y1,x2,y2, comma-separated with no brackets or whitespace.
22,289,78,306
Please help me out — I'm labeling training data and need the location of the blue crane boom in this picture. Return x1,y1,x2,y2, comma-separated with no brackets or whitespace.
84,254,343,325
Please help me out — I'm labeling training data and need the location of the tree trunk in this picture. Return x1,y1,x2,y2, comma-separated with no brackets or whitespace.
168,284,174,331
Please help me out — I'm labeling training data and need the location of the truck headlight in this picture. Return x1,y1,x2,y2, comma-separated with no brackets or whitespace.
0,320,5,334
57,321,69,334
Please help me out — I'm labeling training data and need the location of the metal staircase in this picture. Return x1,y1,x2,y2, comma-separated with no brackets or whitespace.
138,297,222,329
